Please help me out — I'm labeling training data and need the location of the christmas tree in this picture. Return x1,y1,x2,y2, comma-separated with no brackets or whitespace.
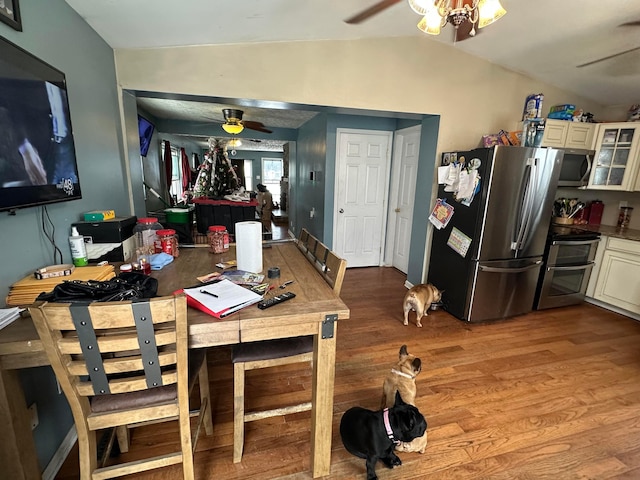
193,138,238,198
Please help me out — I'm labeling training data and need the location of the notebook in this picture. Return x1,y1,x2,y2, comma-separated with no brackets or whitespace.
183,279,262,318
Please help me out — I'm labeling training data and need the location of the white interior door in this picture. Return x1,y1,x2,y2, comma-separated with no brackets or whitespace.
334,129,392,267
386,126,421,273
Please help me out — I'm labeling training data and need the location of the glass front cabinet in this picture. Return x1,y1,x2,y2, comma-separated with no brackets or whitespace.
588,123,640,190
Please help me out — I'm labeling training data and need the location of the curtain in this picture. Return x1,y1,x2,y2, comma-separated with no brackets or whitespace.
163,140,173,206
181,147,191,191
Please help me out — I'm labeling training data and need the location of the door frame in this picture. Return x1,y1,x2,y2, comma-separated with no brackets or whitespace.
332,128,393,267
384,125,421,270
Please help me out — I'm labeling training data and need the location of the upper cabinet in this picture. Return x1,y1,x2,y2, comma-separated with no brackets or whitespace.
541,119,596,150
587,123,640,191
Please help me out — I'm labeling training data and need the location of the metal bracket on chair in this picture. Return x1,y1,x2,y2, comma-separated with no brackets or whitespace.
322,314,337,339
70,304,111,395
132,301,163,388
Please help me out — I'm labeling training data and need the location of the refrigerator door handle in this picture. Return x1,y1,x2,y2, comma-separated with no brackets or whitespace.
512,158,537,251
479,260,542,273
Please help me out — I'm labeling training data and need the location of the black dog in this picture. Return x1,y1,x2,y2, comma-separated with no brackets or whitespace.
340,391,427,480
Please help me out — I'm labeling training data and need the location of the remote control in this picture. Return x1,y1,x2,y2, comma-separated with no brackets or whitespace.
257,292,296,309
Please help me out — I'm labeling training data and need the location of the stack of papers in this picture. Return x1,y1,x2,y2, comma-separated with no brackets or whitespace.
0,307,24,330
183,279,262,318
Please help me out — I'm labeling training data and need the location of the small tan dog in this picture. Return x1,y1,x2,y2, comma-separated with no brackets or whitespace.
403,283,443,327
381,345,427,454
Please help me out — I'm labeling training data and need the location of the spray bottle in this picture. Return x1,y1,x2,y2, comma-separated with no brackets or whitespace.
69,226,88,267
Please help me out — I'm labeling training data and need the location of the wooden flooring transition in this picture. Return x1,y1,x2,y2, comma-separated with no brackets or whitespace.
56,266,640,479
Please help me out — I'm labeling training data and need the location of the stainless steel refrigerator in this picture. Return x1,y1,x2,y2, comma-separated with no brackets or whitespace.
427,146,563,322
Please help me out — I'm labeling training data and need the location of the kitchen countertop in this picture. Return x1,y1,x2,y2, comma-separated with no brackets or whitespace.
571,224,640,242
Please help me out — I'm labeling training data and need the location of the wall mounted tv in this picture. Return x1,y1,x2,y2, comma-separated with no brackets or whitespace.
0,36,82,213
138,115,155,157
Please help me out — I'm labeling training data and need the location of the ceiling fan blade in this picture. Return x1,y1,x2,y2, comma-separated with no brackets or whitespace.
577,46,640,68
242,120,273,134
344,0,402,24
620,20,640,27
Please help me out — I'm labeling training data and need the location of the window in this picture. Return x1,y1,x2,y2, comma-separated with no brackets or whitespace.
261,157,283,207
244,160,253,191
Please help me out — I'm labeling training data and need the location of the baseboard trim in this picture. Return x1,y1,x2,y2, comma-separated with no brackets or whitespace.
584,298,640,322
43,426,77,480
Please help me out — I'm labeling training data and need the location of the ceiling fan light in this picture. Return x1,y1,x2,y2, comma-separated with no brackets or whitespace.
417,14,442,35
408,0,434,16
222,123,244,134
477,0,506,29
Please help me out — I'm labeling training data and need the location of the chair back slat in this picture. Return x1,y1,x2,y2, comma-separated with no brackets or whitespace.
295,228,347,295
30,296,186,398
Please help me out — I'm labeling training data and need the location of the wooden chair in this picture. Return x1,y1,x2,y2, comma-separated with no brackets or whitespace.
29,295,213,480
231,228,346,463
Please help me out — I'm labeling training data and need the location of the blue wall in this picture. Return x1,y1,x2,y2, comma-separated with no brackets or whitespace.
295,114,329,239
227,149,284,191
0,0,126,471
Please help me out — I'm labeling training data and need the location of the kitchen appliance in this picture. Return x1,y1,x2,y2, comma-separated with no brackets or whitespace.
534,225,601,309
557,148,595,187
428,145,563,322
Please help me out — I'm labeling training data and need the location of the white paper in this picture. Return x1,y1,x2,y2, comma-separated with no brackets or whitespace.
184,279,262,314
437,166,449,184
0,307,24,330
456,169,477,200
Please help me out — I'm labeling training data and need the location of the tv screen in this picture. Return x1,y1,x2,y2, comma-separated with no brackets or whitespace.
138,115,155,157
0,36,82,212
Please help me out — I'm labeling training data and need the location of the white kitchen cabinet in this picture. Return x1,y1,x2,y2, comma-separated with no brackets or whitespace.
540,119,596,150
565,122,596,149
587,123,640,191
585,234,607,297
592,237,640,314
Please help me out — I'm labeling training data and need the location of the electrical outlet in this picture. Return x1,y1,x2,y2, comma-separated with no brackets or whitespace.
28,403,38,430
310,208,315,218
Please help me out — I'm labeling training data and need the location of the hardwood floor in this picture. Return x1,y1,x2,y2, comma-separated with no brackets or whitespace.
56,266,640,479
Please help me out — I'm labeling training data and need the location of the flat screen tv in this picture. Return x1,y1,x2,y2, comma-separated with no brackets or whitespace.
138,115,155,157
0,36,82,213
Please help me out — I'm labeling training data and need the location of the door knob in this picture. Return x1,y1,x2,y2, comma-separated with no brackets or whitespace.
395,208,400,213
339,208,344,213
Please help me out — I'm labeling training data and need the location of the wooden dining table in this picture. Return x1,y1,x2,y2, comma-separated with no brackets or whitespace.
0,241,350,479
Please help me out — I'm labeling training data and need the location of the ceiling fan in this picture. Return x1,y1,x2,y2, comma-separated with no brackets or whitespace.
344,0,490,42
221,108,272,134
577,20,640,68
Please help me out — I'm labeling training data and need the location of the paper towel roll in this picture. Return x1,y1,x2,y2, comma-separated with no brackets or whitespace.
235,221,263,273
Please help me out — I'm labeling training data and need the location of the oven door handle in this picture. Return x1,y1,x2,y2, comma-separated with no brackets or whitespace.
551,239,600,246
547,262,594,272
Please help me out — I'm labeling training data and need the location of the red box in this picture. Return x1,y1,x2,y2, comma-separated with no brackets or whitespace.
588,201,604,225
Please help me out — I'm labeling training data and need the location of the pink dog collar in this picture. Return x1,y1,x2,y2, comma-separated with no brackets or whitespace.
383,408,399,445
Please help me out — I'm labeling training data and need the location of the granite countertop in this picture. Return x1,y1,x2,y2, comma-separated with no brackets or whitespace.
571,224,640,242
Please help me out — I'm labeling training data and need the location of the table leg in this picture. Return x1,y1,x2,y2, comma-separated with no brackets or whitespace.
310,321,337,478
0,368,41,479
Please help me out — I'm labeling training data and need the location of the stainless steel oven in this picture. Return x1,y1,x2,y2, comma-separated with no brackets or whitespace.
534,226,601,310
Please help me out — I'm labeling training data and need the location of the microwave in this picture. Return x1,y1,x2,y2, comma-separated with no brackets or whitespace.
557,148,595,187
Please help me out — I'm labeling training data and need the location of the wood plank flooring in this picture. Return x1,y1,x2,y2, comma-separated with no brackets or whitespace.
56,266,640,479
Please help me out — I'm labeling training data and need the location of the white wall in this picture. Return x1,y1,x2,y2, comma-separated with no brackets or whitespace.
114,36,606,156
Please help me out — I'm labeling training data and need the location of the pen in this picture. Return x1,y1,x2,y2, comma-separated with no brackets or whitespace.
200,289,218,298
279,280,295,289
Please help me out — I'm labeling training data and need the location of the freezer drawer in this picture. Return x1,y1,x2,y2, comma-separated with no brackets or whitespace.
466,258,542,322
